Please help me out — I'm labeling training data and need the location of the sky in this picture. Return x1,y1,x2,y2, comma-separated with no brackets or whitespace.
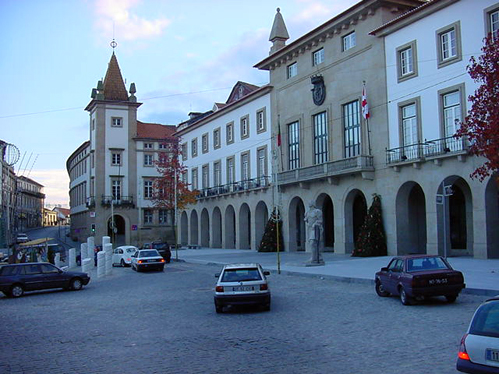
0,0,359,207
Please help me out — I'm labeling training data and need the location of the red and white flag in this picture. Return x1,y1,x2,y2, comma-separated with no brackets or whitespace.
362,85,370,120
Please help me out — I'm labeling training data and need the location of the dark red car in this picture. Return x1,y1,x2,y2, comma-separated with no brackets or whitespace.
375,255,465,305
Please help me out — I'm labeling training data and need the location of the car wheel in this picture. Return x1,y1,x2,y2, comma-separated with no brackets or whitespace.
446,294,457,303
10,284,24,298
399,287,412,305
215,305,223,314
121,259,126,267
70,278,83,291
375,281,390,297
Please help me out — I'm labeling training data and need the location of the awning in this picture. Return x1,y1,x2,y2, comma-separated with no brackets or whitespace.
19,238,54,247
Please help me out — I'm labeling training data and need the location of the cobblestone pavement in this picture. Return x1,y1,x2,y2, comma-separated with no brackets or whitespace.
0,262,485,374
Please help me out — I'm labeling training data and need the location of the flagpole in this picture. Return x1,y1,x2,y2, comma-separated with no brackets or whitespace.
362,81,372,156
275,115,282,274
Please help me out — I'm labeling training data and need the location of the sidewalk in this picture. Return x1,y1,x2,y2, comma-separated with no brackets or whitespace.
174,248,499,297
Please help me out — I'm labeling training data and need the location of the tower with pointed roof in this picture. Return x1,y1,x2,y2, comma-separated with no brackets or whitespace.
269,8,289,54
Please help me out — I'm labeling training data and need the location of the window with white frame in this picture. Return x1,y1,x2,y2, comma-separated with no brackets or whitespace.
202,134,208,153
202,164,209,189
256,108,266,133
191,168,198,191
213,128,221,149
111,151,122,166
159,143,168,150
257,147,267,184
213,161,221,186
241,152,250,181
144,143,153,149
159,210,169,225
144,153,154,166
226,157,235,185
313,48,324,66
191,138,198,157
396,41,417,82
437,22,461,68
144,180,153,199
491,9,499,37
288,121,300,170
287,62,297,79
181,143,188,161
240,115,249,139
226,122,234,144
401,103,418,146
343,101,361,158
342,31,356,51
112,179,121,200
143,209,153,224
313,111,328,164
442,90,461,137
111,117,122,127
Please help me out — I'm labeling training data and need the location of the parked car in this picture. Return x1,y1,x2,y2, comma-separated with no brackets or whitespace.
142,242,171,263
131,249,165,272
112,245,138,267
457,295,499,373
214,263,271,313
16,233,29,244
0,262,90,298
375,255,465,305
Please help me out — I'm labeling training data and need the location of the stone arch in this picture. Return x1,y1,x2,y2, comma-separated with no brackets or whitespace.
344,189,367,254
395,182,427,255
289,196,306,251
239,203,251,249
485,177,499,258
200,208,210,248
212,207,222,248
224,205,236,249
437,176,473,256
255,201,269,250
107,214,126,246
190,210,199,246
180,211,188,246
316,193,334,251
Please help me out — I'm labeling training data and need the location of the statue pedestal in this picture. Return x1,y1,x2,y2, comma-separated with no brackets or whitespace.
305,238,325,266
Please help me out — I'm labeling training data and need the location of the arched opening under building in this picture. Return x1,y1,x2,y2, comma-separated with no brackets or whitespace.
224,205,236,249
485,176,499,258
255,201,268,249
317,193,334,251
239,203,251,249
289,197,305,251
396,182,427,255
180,211,188,246
200,208,210,247
212,207,222,248
190,210,199,246
344,189,367,254
107,214,126,246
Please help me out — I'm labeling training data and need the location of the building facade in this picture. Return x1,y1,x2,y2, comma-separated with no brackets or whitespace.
16,176,45,231
177,82,273,250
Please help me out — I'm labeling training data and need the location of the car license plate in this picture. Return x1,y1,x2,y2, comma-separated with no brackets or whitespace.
147,260,157,263
486,349,499,362
428,278,448,285
232,286,254,292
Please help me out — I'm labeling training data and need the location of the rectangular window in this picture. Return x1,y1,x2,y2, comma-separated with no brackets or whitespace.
144,153,154,166
227,157,235,185
400,47,413,76
226,122,234,144
437,22,461,68
402,104,418,146
256,108,266,133
288,121,300,170
313,111,328,164
112,180,121,200
396,41,417,82
144,143,153,149
159,210,169,225
441,29,456,60
343,31,356,51
202,134,209,153
202,165,209,189
443,91,461,137
240,115,249,139
213,161,221,187
143,210,153,224
257,147,267,184
191,138,198,157
159,143,167,150
313,48,324,66
213,128,221,149
111,117,122,127
491,10,499,37
180,143,187,161
111,152,122,166
191,168,198,191
287,62,297,78
241,152,250,181
144,180,153,199
343,101,361,158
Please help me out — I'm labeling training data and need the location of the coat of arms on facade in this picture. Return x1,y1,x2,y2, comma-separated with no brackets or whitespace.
311,75,326,106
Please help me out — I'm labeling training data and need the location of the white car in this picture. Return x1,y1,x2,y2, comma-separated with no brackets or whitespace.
130,249,165,272
214,263,271,313
112,246,138,267
16,233,29,244
457,295,499,373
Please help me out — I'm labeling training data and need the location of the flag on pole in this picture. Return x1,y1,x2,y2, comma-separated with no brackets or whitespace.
362,85,370,120
277,116,282,147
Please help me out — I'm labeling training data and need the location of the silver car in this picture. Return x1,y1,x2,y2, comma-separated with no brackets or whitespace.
214,263,271,313
131,249,165,272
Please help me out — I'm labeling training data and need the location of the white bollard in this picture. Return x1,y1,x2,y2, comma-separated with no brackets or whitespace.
97,251,105,278
81,243,88,265
54,253,61,268
105,243,113,276
102,236,110,248
87,237,95,266
69,248,76,268
81,257,92,274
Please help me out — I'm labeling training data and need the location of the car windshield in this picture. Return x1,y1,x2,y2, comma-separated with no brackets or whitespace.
221,268,262,282
139,250,159,258
406,257,449,272
469,301,499,338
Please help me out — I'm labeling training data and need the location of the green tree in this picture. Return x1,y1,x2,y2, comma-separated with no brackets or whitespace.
352,194,386,257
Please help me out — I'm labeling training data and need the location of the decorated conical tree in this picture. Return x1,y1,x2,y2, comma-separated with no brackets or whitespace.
352,194,387,257
258,209,284,252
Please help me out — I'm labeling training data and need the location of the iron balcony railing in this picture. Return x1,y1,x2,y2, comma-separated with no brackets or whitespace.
86,196,95,208
101,195,135,208
386,136,468,165
197,176,271,199
277,155,374,186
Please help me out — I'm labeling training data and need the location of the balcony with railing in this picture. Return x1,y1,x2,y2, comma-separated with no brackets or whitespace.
277,155,374,186
386,136,468,166
197,176,271,200
86,196,95,208
101,195,135,208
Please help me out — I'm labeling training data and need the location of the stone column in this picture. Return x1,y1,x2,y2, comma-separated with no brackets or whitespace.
68,248,76,268
97,251,105,278
87,237,95,266
104,243,113,276
82,257,92,274
80,243,88,265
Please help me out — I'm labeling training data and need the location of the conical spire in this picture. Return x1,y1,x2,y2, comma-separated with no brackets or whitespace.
102,53,128,101
269,8,289,54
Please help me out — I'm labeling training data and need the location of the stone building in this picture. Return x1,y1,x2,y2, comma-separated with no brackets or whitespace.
16,176,45,231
